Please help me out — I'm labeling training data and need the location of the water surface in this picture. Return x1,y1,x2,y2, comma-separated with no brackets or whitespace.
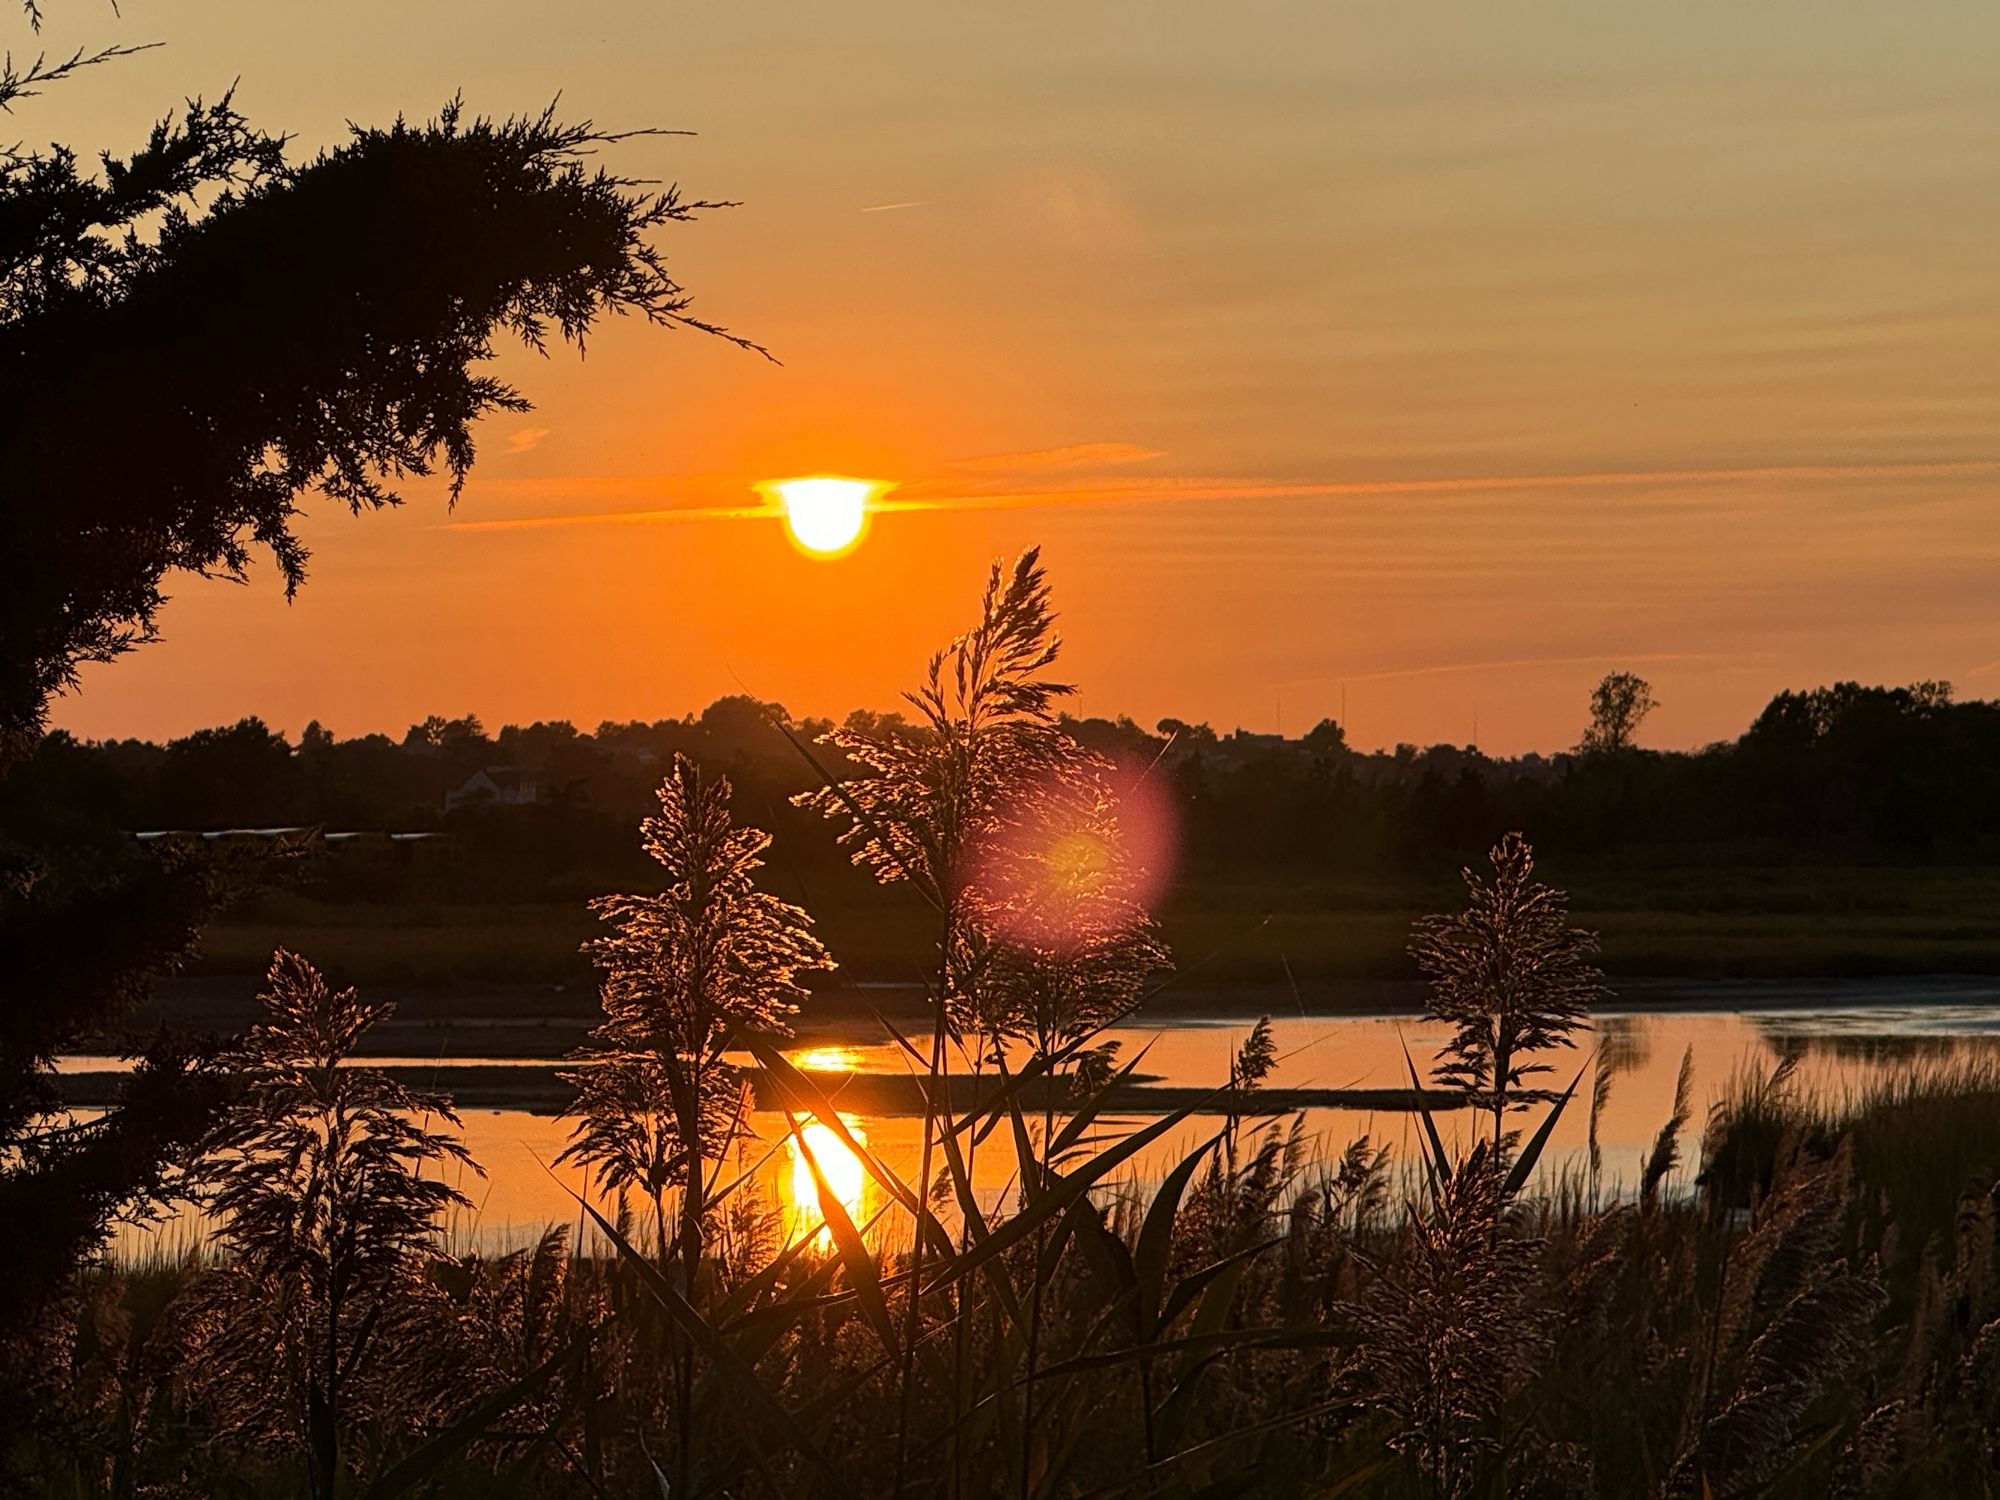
91,993,2000,1259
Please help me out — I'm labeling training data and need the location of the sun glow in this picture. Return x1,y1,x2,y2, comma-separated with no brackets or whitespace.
790,1045,865,1073
763,476,879,556
788,1116,869,1244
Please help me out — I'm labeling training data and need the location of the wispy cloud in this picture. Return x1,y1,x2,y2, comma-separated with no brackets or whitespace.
505,426,551,455
873,457,2000,526
438,456,2000,535
946,441,1164,474
443,501,768,534
1280,650,1768,689
860,199,932,213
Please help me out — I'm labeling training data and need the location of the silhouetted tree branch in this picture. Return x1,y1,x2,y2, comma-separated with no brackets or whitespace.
1,96,756,752
0,72,752,1403
0,36,154,109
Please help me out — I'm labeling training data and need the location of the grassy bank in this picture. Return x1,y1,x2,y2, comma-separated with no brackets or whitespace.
24,1058,2000,1496
54,1063,1465,1116
191,862,2000,988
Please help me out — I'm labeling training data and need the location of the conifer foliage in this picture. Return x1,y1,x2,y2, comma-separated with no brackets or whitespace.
1,98,748,748
0,21,749,1393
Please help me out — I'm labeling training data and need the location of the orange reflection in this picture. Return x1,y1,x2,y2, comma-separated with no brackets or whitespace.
787,1115,869,1245
790,1045,865,1073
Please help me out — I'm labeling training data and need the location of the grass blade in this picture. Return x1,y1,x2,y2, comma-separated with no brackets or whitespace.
930,1101,1207,1294
1503,1063,1586,1198
1134,1131,1223,1339
1403,1041,1454,1195
786,1109,901,1360
561,1182,848,1492
362,1332,589,1500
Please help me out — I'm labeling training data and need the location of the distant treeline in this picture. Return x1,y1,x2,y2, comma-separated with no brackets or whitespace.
8,681,2000,900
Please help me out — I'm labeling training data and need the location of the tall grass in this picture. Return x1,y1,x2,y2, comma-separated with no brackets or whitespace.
14,552,2000,1498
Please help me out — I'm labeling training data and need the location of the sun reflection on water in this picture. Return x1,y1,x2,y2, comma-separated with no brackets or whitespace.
790,1045,866,1073
787,1115,870,1245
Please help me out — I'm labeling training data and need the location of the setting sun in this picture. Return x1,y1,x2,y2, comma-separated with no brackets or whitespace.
764,476,878,557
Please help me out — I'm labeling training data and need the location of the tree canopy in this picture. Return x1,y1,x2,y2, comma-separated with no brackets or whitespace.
1,95,748,751
0,65,745,1373
1580,671,1657,756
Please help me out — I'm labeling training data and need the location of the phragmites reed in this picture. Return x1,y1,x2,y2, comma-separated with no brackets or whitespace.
180,950,479,1497
199,948,477,1279
794,547,1080,1492
797,545,1074,934
1666,1139,1885,1498
1641,1045,1696,1211
560,753,832,1260
560,754,831,1500
1354,1142,1548,1500
1412,832,1606,1163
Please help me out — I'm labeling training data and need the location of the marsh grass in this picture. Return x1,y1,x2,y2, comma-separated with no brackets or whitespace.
194,866,2000,988
18,553,2000,1499
27,1048,2000,1497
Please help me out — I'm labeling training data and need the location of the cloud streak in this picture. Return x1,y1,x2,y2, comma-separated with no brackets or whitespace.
437,457,2000,535
945,441,1164,473
443,502,769,534
1279,650,1769,690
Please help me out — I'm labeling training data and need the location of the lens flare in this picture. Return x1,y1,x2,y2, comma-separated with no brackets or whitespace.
965,754,1179,954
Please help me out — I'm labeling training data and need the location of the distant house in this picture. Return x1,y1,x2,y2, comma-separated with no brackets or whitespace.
445,766,539,813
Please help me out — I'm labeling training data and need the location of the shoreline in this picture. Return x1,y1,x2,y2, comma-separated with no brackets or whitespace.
129,970,2000,1030
57,973,2000,1112
54,1065,1474,1117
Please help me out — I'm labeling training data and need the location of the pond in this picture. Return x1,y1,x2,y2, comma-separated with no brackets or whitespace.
81,983,2000,1259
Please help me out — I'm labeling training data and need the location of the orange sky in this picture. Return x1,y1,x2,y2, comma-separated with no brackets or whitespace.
28,1,2000,753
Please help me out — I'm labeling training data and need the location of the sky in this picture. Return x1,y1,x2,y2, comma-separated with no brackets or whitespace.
25,0,2000,754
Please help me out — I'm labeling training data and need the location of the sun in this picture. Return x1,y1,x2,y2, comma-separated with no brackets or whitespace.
761,476,881,557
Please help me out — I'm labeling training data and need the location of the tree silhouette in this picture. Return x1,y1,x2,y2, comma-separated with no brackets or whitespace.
0,55,747,1396
1580,671,1658,755
2,96,750,749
